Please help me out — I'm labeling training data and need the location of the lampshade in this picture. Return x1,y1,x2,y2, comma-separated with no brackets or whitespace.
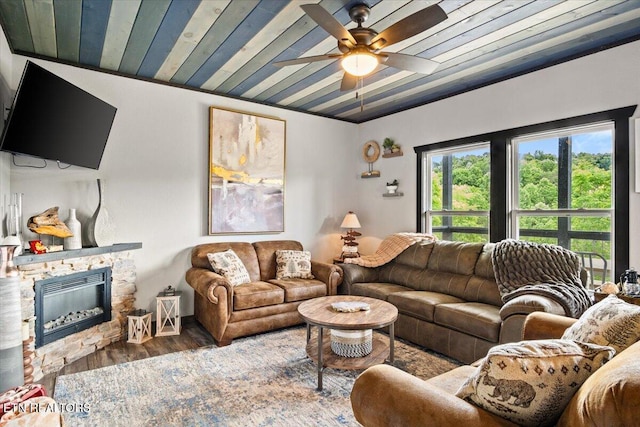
341,211,361,229
341,51,378,77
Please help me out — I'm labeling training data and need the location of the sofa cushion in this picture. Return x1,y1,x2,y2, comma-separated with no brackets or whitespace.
275,250,314,279
456,339,615,427
388,291,465,322
463,276,502,306
207,249,251,286
473,242,496,279
557,339,640,427
192,242,261,282
435,302,502,342
350,282,414,301
268,278,326,302
378,263,426,291
232,281,284,310
427,241,484,275
561,294,640,354
394,241,434,269
253,240,303,281
413,270,472,298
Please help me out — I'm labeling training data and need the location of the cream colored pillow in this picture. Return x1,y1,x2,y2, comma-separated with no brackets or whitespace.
207,249,251,286
455,339,614,427
562,294,640,354
275,250,314,279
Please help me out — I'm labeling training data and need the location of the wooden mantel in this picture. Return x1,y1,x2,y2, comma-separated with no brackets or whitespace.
14,242,142,266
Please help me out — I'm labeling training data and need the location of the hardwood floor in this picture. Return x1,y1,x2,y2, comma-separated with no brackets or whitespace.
40,316,215,395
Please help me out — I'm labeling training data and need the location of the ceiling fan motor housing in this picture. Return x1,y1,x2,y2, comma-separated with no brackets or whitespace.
338,27,378,52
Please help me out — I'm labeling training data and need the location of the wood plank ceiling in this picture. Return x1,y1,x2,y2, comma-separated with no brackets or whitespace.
1,0,639,123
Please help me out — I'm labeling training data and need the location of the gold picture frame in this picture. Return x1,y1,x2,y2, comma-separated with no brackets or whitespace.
208,107,286,234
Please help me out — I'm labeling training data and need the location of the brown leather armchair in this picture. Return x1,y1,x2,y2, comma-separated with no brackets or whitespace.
186,240,342,345
351,312,640,426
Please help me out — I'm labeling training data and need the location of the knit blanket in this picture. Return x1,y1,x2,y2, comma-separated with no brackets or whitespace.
344,233,436,268
491,239,592,318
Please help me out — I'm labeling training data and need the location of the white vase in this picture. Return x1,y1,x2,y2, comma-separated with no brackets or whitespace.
63,209,82,250
87,179,115,247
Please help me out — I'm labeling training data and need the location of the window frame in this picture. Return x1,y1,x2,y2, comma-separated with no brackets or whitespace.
414,106,636,281
510,122,614,257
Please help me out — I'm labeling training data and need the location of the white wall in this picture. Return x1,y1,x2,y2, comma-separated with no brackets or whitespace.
0,34,359,316
356,40,640,266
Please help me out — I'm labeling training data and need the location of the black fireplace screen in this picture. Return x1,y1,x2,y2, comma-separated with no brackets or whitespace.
34,267,111,348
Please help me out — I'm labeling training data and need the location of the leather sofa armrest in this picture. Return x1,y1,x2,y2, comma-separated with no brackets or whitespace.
351,365,517,427
185,267,233,309
522,312,578,340
311,261,343,295
499,295,568,343
338,263,379,295
499,294,566,320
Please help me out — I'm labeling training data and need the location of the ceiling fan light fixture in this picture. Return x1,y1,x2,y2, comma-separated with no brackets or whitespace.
341,51,378,77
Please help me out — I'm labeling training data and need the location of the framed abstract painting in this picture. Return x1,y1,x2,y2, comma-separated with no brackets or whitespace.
208,107,286,234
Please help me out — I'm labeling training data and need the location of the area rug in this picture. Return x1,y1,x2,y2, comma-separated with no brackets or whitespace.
53,327,460,426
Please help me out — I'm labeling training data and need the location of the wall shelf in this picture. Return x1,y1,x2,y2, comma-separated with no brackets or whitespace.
361,172,381,178
383,192,404,197
382,150,403,158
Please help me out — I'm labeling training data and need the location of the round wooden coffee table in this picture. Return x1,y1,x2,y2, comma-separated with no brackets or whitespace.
297,295,398,391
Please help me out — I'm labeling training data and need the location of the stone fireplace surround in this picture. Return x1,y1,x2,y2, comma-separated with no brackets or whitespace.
16,243,141,381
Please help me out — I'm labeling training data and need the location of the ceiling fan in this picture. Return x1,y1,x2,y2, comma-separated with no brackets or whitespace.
273,3,448,91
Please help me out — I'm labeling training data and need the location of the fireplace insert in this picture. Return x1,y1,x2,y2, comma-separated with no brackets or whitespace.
34,267,111,348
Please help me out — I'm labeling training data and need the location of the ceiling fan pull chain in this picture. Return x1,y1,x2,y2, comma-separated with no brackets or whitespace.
360,77,365,112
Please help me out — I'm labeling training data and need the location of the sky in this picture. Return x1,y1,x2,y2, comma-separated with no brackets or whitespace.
518,130,612,155
431,130,613,163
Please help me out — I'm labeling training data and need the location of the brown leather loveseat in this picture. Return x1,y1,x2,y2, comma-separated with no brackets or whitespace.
340,240,577,363
186,240,343,345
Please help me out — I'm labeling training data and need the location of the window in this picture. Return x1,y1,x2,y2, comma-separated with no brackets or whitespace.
424,143,490,242
512,124,614,286
415,106,635,287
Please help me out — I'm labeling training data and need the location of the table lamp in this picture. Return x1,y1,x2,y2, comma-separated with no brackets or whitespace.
340,211,362,259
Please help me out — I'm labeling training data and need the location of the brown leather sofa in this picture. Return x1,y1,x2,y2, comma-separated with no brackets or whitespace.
351,311,639,426
186,240,343,345
340,240,574,363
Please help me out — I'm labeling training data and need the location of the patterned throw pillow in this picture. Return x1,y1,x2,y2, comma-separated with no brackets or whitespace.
207,249,251,286
455,339,614,427
562,294,640,354
275,250,314,280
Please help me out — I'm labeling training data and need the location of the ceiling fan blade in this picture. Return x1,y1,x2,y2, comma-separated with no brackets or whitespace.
370,4,447,50
382,52,439,74
301,4,356,46
340,73,357,91
274,54,341,67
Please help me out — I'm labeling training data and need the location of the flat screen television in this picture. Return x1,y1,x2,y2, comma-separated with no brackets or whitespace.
0,61,117,170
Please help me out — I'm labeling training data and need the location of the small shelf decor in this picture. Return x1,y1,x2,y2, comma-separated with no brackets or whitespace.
361,140,381,178
384,179,404,197
127,309,152,344
382,137,403,158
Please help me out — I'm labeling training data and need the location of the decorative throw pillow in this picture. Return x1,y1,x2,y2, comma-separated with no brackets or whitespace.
455,339,615,427
562,294,640,354
275,250,314,279
207,249,251,286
